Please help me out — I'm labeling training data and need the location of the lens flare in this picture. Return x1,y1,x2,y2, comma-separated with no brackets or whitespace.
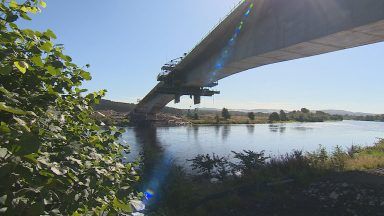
141,153,172,205
208,1,254,83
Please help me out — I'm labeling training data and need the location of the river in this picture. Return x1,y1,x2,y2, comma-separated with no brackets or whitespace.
121,120,384,166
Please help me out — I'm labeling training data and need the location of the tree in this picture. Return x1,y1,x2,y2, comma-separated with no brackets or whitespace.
215,114,220,123
301,108,310,113
269,112,280,122
222,108,231,120
247,112,255,120
193,112,199,120
186,109,193,118
279,110,287,121
0,1,140,215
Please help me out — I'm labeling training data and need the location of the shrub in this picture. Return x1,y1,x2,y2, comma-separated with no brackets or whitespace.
188,154,229,178
231,150,269,173
0,1,140,215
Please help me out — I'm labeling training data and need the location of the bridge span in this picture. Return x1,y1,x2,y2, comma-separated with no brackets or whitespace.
131,0,384,123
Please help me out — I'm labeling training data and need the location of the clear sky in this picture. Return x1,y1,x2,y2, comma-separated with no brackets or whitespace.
19,0,384,114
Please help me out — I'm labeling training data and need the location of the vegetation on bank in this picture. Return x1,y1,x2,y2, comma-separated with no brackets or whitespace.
0,1,140,215
345,114,384,122
187,107,343,125
146,139,384,215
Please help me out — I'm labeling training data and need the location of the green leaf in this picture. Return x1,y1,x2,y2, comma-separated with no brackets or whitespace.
0,65,12,75
80,71,92,80
13,116,30,132
23,29,35,37
13,133,40,156
20,13,32,20
24,153,38,164
0,122,11,133
44,29,56,39
14,61,28,74
39,170,54,178
31,56,44,67
40,1,47,8
0,102,27,115
5,14,18,22
9,0,18,9
46,66,60,76
112,198,132,213
39,41,53,52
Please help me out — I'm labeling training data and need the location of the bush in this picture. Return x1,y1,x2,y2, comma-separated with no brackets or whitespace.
231,150,269,173
188,154,229,178
0,1,140,215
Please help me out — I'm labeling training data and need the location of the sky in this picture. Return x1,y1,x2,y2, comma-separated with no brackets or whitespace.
19,0,384,114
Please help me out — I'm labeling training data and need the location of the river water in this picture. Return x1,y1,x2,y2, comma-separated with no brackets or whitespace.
121,120,384,166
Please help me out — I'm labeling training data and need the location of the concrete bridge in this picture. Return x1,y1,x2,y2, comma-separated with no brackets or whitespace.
131,0,384,123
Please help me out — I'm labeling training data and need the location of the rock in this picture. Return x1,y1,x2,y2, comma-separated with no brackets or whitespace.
329,191,339,200
210,178,220,184
341,183,348,187
356,194,361,200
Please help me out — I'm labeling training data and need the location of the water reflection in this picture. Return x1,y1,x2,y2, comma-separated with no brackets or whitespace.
269,124,286,133
246,125,255,134
293,126,314,131
222,125,231,140
214,125,221,136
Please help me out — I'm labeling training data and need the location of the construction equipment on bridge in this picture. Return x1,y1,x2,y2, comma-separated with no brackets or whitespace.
155,85,220,105
157,55,220,104
157,56,184,82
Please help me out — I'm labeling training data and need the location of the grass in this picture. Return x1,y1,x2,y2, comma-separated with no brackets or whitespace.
344,140,384,170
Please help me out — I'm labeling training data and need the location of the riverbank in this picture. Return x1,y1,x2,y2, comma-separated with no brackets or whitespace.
142,140,384,215
92,110,343,127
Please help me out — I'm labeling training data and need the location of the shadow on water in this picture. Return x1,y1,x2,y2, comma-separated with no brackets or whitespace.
133,126,172,205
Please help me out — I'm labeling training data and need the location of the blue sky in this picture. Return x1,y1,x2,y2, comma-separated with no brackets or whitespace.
20,0,384,113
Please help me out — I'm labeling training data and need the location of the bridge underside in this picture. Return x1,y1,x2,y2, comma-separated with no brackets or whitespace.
131,0,384,122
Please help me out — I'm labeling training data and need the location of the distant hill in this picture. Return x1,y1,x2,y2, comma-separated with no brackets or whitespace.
320,110,374,116
94,99,183,115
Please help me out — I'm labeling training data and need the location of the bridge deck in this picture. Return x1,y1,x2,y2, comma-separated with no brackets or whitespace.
133,0,384,117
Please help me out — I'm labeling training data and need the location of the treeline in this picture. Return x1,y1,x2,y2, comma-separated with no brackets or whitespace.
268,108,343,123
345,114,384,122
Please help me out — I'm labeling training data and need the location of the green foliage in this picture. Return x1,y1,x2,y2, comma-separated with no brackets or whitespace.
188,154,228,178
247,112,255,120
193,112,199,120
0,1,140,215
221,108,231,120
346,114,384,122
231,150,270,173
268,112,280,122
286,108,343,122
300,108,310,113
330,145,348,171
215,114,220,123
279,110,287,121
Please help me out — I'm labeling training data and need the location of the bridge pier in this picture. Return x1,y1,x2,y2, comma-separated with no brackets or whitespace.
129,111,158,126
